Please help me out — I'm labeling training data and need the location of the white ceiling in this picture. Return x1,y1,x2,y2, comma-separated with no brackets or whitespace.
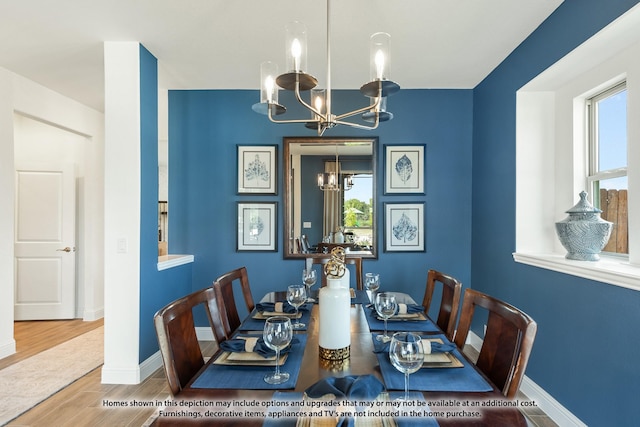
0,0,563,112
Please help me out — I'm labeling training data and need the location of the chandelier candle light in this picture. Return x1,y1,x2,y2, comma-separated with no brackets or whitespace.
252,0,400,136
319,247,351,360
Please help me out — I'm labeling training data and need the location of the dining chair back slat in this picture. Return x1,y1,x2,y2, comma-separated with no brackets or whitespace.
310,256,363,290
153,287,225,396
453,288,537,399
422,269,462,340
213,266,255,339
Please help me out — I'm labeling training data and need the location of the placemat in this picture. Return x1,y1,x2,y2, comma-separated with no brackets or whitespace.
191,334,308,390
363,306,440,333
239,308,312,332
375,334,493,393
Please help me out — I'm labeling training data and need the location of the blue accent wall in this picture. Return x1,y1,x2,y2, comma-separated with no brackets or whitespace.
138,45,193,363
168,88,473,322
471,1,640,425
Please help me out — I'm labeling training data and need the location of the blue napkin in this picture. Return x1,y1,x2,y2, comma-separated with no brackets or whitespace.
256,302,311,314
304,374,384,400
373,336,456,354
220,336,299,358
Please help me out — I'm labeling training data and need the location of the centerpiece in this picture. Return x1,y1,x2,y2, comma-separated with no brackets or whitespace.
318,247,351,361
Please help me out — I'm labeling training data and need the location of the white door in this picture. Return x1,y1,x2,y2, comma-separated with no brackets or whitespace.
14,164,76,320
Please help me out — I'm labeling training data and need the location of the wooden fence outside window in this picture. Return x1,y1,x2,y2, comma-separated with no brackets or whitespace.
599,189,628,254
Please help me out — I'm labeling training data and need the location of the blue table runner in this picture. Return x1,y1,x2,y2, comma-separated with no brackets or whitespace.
191,334,308,390
263,391,438,426
374,334,493,393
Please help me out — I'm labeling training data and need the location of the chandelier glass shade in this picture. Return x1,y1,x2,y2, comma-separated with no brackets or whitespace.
252,0,400,136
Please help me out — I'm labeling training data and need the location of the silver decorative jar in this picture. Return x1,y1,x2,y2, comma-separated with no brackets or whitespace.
555,191,613,261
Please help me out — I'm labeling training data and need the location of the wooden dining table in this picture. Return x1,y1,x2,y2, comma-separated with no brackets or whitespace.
152,293,527,427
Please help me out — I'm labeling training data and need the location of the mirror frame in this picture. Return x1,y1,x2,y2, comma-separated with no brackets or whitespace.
283,136,378,259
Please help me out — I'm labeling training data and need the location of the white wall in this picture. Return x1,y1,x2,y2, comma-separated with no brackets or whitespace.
514,5,640,291
0,67,104,360
101,41,143,384
0,68,16,359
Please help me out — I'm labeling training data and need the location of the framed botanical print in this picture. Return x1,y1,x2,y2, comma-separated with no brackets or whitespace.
237,202,277,251
384,144,425,194
384,202,425,252
237,145,277,194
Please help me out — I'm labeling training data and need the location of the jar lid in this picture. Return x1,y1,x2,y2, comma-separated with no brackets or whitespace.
565,191,602,213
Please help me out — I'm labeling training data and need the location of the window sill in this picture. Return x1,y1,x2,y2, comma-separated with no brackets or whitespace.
513,252,640,292
157,254,194,271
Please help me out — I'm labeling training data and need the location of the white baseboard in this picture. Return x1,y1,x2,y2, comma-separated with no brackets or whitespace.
139,350,164,382
101,364,142,384
467,331,586,427
195,326,215,341
107,328,215,385
0,338,16,360
101,351,164,384
519,373,587,427
82,307,104,321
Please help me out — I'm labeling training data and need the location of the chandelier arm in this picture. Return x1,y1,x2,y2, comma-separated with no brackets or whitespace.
293,84,326,120
334,117,380,131
267,107,320,124
334,97,382,121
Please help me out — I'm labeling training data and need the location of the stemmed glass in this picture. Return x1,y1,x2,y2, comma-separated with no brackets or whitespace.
287,284,307,329
389,332,425,400
263,316,293,384
375,292,397,342
364,273,380,302
302,269,317,302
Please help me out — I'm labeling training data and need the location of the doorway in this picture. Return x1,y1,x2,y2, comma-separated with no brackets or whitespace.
13,114,86,320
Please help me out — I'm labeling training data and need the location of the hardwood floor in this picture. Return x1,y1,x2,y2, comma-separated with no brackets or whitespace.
3,320,216,427
0,318,104,371
2,320,556,427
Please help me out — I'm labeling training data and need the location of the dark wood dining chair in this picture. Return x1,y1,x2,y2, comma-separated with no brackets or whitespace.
300,234,317,253
422,269,462,341
153,287,226,396
453,288,537,399
310,255,363,290
213,266,255,339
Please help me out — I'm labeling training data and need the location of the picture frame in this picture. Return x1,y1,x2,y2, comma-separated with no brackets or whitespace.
384,144,425,194
237,202,277,252
384,202,425,252
237,145,277,194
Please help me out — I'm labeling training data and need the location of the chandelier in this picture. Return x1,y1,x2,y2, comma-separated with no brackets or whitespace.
317,147,353,192
251,0,400,136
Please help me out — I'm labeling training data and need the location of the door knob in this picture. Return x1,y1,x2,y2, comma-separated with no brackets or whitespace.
56,247,74,253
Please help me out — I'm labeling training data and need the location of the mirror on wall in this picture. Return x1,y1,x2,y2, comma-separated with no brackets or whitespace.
283,137,377,259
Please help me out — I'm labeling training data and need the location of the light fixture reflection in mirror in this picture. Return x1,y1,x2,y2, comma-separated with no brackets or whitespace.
283,137,377,259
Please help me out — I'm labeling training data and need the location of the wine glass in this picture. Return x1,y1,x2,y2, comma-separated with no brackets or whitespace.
389,332,425,400
364,273,380,302
375,292,397,342
263,316,293,384
302,269,317,302
287,284,307,329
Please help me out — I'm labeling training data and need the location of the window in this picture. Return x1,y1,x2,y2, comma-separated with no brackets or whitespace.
587,82,628,256
513,5,640,291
